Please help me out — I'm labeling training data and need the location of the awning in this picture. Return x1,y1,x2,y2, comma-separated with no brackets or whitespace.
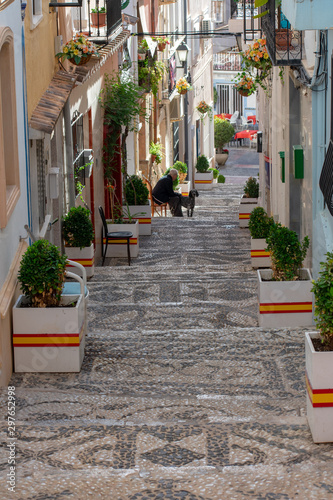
29,71,77,134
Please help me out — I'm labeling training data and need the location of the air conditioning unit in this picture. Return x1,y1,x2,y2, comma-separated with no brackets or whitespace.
201,19,213,36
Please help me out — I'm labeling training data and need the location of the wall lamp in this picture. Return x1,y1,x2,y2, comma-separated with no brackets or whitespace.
176,41,190,67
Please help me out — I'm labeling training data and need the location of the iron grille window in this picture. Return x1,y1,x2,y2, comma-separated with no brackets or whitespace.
72,113,86,197
36,139,46,229
216,84,243,116
319,140,333,216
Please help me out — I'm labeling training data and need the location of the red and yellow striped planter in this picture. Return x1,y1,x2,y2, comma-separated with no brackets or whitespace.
106,220,139,258
65,244,95,278
257,268,314,328
305,332,333,442
239,196,258,227
122,204,152,235
250,238,271,269
195,172,213,191
179,181,191,197
12,294,86,372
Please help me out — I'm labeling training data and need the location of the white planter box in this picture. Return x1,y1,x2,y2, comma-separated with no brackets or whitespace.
305,331,333,443
106,220,139,258
65,243,94,278
239,196,258,227
257,268,314,328
122,203,151,236
195,171,213,190
251,237,271,269
12,294,85,373
179,181,191,196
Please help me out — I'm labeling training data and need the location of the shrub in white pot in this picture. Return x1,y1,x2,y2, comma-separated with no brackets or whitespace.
214,117,234,166
13,240,85,372
123,175,151,235
239,177,259,227
195,154,213,190
248,207,274,268
306,252,333,442
63,206,95,277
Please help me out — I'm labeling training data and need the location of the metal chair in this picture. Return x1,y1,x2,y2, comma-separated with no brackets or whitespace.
98,206,133,266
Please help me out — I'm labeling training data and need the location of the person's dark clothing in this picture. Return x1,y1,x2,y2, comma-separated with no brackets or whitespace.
152,174,183,217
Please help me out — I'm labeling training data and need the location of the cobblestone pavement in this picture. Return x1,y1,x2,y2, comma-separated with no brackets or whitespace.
1,152,333,499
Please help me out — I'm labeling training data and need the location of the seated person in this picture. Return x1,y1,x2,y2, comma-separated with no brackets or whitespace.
152,168,183,217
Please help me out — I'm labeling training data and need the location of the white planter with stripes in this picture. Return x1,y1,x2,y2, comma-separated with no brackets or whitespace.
13,294,85,373
239,196,258,227
195,171,213,190
251,238,271,268
122,204,151,236
65,244,95,278
257,268,314,328
179,181,191,196
106,220,139,258
305,331,333,443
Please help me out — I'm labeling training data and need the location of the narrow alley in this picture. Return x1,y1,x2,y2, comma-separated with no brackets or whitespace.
2,150,333,499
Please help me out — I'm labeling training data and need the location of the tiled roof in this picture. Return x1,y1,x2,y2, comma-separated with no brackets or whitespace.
29,71,77,134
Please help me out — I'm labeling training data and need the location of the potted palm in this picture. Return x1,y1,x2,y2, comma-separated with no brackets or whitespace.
63,206,95,278
123,175,151,236
239,177,259,227
13,240,86,372
195,154,213,190
248,207,274,268
306,252,333,442
214,117,235,166
257,224,312,328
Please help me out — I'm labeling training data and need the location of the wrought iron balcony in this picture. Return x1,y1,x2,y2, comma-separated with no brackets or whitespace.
213,52,242,72
260,0,302,66
68,0,122,42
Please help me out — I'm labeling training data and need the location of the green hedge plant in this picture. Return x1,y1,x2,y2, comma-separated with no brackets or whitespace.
265,223,310,281
248,207,275,239
244,177,259,198
62,206,94,249
214,117,235,152
18,240,67,308
217,174,225,183
195,154,210,173
124,175,149,205
209,168,219,179
311,252,333,350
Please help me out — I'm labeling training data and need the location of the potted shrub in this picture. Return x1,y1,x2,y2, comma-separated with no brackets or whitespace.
239,177,259,227
105,184,139,259
195,154,213,190
138,39,149,61
306,252,333,442
123,175,151,236
91,6,106,27
248,207,274,268
257,223,312,328
170,161,189,195
13,240,86,372
214,118,235,165
63,206,95,278
217,174,225,183
152,36,170,51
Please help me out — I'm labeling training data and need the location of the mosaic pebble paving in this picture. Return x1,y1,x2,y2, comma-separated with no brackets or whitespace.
1,173,333,499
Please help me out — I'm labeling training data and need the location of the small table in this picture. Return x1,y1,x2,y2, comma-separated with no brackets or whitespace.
234,130,257,148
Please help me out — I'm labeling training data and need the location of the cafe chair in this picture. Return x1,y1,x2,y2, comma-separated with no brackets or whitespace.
142,176,168,217
98,206,133,266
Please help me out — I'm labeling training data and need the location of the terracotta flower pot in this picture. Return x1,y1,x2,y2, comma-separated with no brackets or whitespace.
238,89,252,97
158,42,167,51
275,29,293,50
91,12,106,28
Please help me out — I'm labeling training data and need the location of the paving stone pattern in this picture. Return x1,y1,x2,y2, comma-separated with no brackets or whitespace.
1,156,333,499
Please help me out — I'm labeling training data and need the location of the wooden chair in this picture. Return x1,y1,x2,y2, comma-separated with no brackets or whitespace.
142,176,168,217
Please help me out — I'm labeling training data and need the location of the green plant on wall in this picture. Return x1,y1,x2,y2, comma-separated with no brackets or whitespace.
99,71,146,182
149,142,165,165
138,59,166,97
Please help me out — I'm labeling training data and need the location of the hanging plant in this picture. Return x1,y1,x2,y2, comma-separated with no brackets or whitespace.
233,72,257,96
138,59,166,97
242,38,272,77
56,33,99,66
176,77,191,95
196,101,213,121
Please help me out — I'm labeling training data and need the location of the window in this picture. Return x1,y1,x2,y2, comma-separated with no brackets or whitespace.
72,113,85,198
36,139,46,229
0,27,20,229
30,0,43,30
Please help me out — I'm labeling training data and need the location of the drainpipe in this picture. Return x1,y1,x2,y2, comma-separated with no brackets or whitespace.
63,100,75,208
183,0,190,181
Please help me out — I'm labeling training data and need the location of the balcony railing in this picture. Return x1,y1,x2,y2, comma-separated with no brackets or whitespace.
213,52,242,72
232,0,258,20
71,0,122,42
260,0,302,66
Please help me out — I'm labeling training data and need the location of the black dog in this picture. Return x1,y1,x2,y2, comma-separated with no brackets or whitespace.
180,189,199,217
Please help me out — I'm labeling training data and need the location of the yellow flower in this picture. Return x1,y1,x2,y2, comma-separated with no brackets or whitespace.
63,47,68,54
74,49,79,56
264,53,269,59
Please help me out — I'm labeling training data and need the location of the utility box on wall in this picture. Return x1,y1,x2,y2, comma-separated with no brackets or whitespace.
293,145,304,179
279,151,285,183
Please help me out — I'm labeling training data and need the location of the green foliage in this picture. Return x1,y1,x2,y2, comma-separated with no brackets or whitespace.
213,87,218,105
311,252,333,349
99,72,145,181
62,206,94,249
124,175,149,205
217,174,225,183
18,240,67,307
244,177,259,198
214,117,235,150
265,223,310,281
209,168,219,179
149,142,164,165
138,59,166,97
172,161,187,175
248,207,275,239
91,6,105,12
195,154,210,173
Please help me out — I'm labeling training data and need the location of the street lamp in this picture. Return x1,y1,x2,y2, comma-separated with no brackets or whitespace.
176,41,190,67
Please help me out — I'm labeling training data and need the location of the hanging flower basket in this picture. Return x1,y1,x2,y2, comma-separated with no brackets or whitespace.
56,34,98,66
238,89,252,97
69,54,92,66
176,77,191,95
138,51,147,61
158,42,167,51
152,36,170,52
